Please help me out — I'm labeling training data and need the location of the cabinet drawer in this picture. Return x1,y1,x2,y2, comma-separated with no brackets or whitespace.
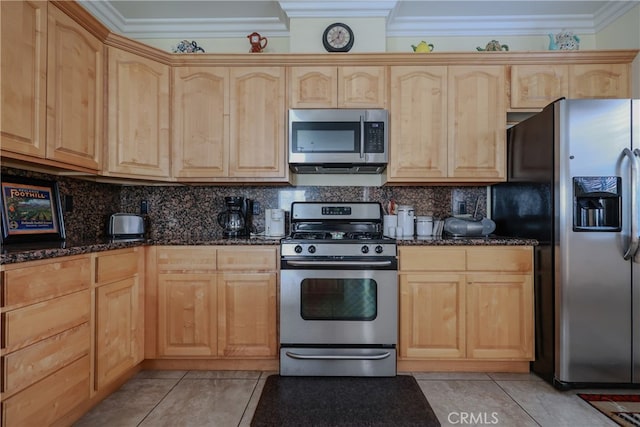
95,248,140,285
399,247,466,271
466,247,533,272
1,290,90,353
217,247,276,271
2,323,89,397
1,355,90,427
1,256,90,308
157,246,217,273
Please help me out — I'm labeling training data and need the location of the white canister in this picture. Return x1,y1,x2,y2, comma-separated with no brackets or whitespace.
416,216,433,237
383,215,398,237
396,205,415,237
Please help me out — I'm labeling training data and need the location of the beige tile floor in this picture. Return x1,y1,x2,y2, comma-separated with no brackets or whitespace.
74,370,638,427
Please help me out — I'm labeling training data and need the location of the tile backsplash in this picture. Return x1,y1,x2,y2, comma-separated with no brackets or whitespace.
2,167,486,241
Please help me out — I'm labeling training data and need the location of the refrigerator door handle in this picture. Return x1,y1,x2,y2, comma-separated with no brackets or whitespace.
623,148,640,260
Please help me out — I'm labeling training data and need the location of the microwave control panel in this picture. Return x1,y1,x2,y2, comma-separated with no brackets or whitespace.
364,122,385,153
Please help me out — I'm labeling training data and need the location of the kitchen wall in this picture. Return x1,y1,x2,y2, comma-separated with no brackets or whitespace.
596,3,640,98
1,167,485,241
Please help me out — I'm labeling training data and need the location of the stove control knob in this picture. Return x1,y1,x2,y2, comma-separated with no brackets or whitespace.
361,245,370,254
375,245,384,254
294,245,303,254
308,245,316,254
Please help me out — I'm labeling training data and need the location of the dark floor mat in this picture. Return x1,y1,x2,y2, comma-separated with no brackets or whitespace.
250,375,441,427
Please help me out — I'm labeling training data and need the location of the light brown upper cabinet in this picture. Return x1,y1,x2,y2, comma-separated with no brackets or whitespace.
388,65,505,183
1,0,48,159
289,66,386,108
448,66,506,181
105,47,170,179
172,67,229,179
568,64,630,99
172,66,287,182
509,63,630,110
46,5,103,170
388,66,448,180
510,64,568,109
229,67,287,180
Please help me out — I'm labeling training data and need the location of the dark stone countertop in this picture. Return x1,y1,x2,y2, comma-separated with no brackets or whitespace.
397,235,538,246
0,234,280,265
1,234,536,265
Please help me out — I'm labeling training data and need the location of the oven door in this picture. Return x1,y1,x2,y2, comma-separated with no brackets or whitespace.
280,264,397,346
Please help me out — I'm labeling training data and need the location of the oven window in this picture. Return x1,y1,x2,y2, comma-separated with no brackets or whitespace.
300,278,377,321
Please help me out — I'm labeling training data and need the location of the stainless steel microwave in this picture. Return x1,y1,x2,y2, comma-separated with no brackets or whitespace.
288,109,388,174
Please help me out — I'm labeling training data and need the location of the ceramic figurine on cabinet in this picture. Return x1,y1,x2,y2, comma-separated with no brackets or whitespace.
172,40,205,53
247,32,268,53
476,40,509,51
411,41,434,53
548,31,580,50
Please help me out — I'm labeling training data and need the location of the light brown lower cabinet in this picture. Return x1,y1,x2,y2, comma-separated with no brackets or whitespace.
153,246,278,360
158,273,218,357
398,246,534,371
0,255,92,427
93,248,144,390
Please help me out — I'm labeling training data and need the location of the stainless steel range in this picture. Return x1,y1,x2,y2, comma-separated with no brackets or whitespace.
279,202,398,377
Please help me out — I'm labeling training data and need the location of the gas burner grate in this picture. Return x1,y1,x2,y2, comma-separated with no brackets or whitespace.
291,232,332,240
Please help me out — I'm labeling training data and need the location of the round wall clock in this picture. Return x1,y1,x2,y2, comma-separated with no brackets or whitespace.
322,23,354,52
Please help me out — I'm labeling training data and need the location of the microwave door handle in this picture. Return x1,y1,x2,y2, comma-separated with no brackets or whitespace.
360,115,365,159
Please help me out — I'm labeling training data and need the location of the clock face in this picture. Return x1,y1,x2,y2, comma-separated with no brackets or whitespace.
322,23,354,52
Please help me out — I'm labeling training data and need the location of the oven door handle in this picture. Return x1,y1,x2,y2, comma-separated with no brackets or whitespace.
284,260,394,267
284,351,392,361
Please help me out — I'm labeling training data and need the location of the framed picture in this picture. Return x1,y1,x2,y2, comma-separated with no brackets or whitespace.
1,176,65,243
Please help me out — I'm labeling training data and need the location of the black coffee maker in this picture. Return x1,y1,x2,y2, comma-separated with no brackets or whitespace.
217,196,253,238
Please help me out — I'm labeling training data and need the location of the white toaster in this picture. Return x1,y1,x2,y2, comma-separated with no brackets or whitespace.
108,213,145,238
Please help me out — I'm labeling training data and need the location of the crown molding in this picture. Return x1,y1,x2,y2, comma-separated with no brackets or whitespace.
593,1,638,32
387,14,597,37
78,1,638,39
278,1,398,18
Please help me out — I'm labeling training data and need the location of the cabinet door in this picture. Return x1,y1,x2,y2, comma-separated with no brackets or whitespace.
338,66,386,108
510,65,568,109
157,274,217,356
466,273,534,359
217,272,277,357
95,277,141,389
289,66,337,108
106,47,170,178
448,66,506,181
388,66,448,181
0,0,47,158
229,67,286,179
399,273,465,359
569,64,630,99
46,5,102,170
172,67,229,179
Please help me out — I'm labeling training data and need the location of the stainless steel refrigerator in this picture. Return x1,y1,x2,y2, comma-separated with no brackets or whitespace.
491,98,640,389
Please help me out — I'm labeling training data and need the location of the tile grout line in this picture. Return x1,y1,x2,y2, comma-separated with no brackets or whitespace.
491,377,543,427
237,371,268,427
136,371,190,427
